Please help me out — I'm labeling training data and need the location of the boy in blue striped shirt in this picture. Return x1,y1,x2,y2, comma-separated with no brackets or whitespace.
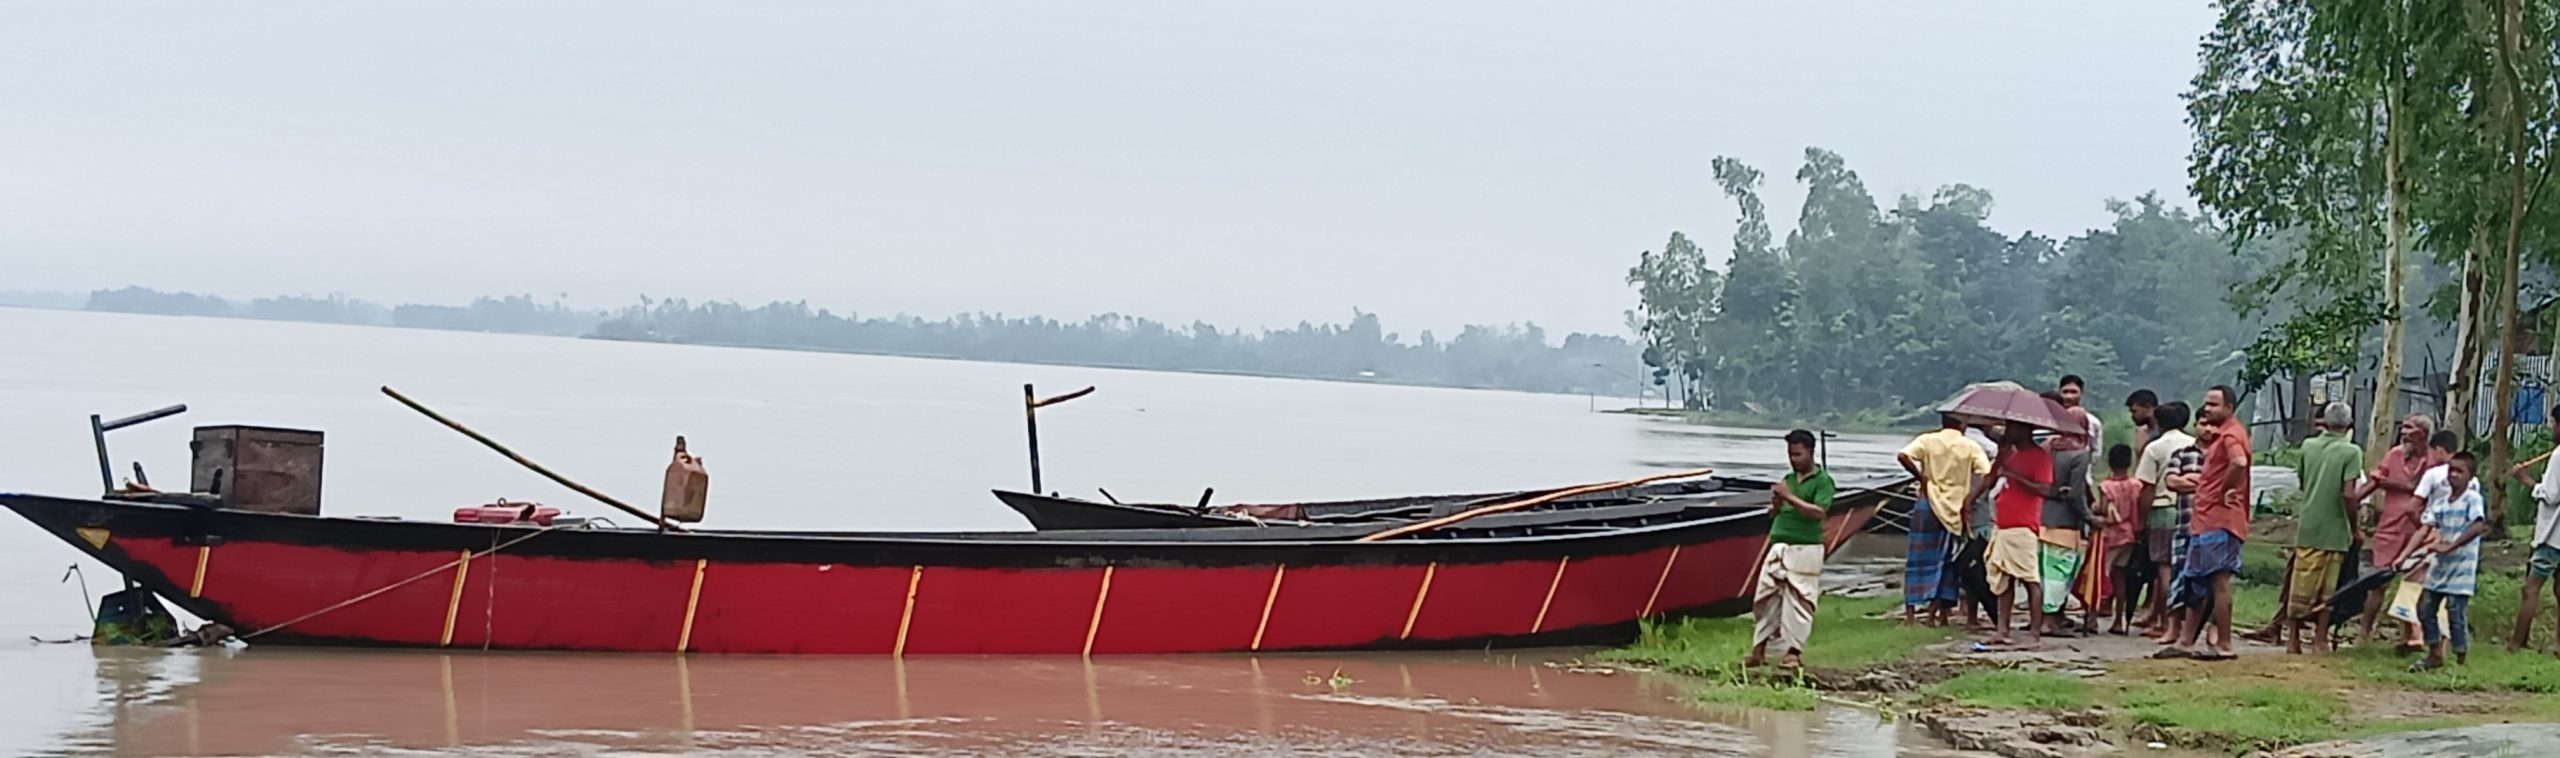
2408,451,2489,671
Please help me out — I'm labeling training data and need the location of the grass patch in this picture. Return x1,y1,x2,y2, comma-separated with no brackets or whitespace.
2228,575,2285,628
2521,693,2560,719
1925,670,2092,710
2119,682,2343,752
1604,595,1950,679
2336,643,2560,693
1693,681,1824,711
2238,541,2287,585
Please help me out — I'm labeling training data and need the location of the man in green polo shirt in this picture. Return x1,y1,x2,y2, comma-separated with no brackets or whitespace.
1748,429,1835,670
2285,402,2365,654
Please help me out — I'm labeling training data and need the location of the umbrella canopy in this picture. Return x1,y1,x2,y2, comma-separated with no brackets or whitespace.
1935,381,2089,436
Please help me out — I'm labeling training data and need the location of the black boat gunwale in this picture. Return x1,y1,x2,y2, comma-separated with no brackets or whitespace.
3,493,1769,572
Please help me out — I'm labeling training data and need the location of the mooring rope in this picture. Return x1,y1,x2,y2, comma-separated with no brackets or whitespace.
239,525,561,641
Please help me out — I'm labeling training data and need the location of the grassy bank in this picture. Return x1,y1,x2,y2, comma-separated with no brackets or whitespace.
1608,540,2560,754
1602,595,1951,710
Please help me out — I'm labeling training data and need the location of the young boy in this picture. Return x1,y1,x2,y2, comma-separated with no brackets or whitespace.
2356,426,2460,651
1747,429,1833,671
2098,444,2146,635
2408,452,2489,671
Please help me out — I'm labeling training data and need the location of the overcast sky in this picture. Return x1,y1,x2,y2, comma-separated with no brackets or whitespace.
0,2,2215,338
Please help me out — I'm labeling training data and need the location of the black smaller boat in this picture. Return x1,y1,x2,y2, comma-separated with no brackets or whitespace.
997,475,1913,532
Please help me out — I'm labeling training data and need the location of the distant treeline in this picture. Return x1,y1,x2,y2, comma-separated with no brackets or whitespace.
80,287,603,336
591,299,1643,394
60,287,1644,395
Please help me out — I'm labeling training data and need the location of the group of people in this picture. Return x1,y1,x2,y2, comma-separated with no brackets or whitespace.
1878,376,2560,671
1888,377,2256,654
1741,375,2560,672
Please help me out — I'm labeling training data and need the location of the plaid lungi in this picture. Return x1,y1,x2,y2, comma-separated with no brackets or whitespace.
1904,498,1957,609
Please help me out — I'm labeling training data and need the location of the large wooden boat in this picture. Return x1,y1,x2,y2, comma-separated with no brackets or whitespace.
3,490,1879,656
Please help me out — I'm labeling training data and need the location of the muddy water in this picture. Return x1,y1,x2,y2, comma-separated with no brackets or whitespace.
23,647,1962,756
0,308,1947,755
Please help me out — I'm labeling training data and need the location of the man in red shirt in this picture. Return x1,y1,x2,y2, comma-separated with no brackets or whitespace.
2166,385,2252,660
1985,422,2058,649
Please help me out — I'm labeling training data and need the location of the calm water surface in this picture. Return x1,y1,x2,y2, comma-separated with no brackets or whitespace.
0,308,1945,756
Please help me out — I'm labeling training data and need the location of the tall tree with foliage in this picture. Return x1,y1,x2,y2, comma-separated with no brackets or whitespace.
2482,0,2560,526
2186,0,2463,456
1626,231,1717,407
1706,156,1800,409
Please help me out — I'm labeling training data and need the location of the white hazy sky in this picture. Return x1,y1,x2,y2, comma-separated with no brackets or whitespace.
0,2,2215,338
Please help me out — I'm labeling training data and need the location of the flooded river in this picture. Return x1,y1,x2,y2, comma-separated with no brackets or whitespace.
0,308,1950,756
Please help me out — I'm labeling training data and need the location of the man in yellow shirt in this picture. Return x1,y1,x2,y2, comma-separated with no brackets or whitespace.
1899,413,1993,627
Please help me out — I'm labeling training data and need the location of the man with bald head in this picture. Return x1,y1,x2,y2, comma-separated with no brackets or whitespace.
2284,402,2364,653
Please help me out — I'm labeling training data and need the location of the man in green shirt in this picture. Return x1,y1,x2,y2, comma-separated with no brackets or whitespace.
2285,402,2365,654
1749,429,1834,670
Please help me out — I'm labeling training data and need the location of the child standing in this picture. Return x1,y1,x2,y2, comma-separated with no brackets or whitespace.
2097,444,2146,635
2410,452,2489,671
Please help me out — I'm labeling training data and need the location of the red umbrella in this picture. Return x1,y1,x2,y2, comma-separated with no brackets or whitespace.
1935,381,2089,436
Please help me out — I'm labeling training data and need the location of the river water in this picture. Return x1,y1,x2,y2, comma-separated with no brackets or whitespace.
0,308,1952,756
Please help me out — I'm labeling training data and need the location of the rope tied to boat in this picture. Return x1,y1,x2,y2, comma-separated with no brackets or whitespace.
238,525,561,641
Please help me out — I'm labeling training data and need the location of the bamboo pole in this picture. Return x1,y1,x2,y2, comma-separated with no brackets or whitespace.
381,386,684,532
1354,468,1713,542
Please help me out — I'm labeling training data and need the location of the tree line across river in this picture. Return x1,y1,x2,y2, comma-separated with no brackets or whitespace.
31,287,1646,397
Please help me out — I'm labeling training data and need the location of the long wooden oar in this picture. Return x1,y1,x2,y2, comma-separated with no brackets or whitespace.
1355,468,1714,542
381,386,684,533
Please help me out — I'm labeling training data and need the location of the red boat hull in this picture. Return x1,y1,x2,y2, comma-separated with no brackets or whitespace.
6,493,1874,655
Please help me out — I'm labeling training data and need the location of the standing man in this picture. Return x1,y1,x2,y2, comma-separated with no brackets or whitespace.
1955,424,2005,631
1748,429,1834,670
2055,376,2104,499
2133,401,2196,636
2503,402,2560,655
1985,422,2056,649
2040,392,2097,636
2357,415,2439,651
2172,385,2252,660
2285,402,2364,654
2127,389,2161,458
1899,414,1991,627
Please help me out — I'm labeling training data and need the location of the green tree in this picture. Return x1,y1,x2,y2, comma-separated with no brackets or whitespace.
2481,0,2560,528
1626,231,1717,407
2186,0,2448,455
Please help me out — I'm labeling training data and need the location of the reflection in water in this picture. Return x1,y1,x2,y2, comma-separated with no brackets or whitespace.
48,647,1957,756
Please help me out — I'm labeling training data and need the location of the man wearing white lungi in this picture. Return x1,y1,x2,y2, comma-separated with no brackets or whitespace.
1749,429,1834,670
